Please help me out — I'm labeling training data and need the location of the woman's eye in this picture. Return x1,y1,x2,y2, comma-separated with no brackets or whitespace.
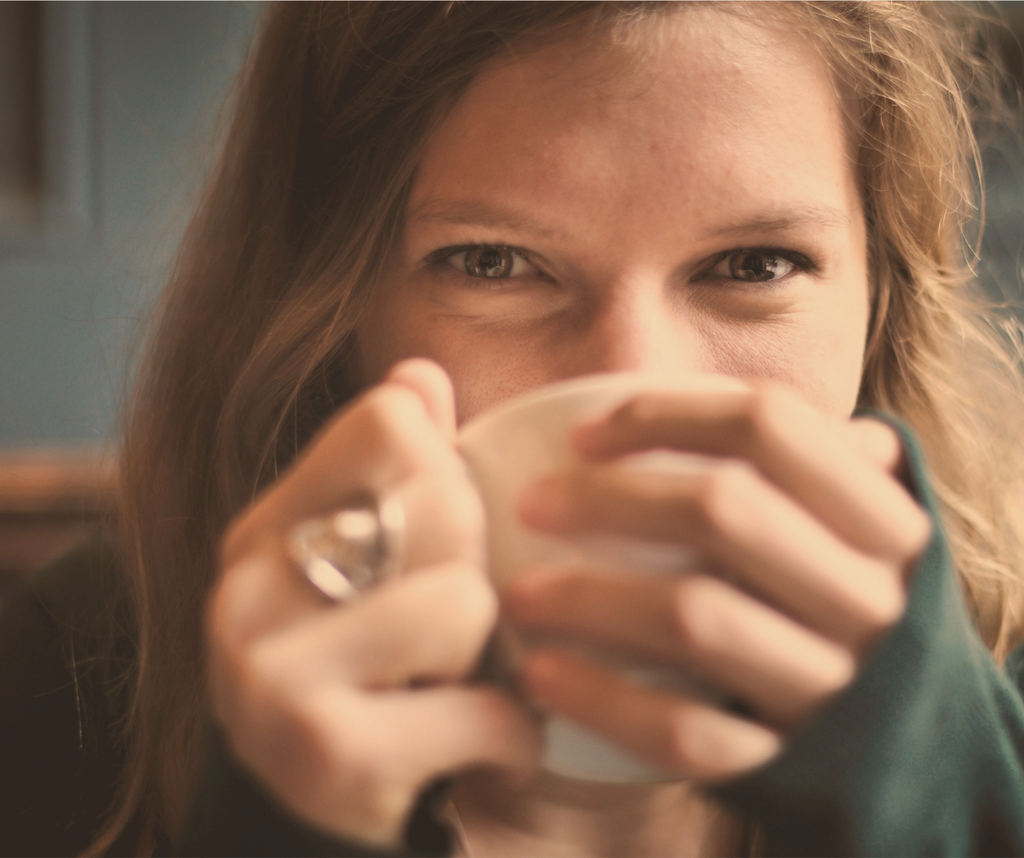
441,245,536,279
707,250,802,283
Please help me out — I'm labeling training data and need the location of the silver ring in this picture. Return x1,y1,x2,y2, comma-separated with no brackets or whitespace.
289,493,405,602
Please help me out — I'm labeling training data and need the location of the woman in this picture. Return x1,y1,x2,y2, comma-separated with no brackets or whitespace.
4,2,1024,855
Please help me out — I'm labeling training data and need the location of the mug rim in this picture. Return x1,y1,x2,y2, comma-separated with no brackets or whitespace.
456,370,742,448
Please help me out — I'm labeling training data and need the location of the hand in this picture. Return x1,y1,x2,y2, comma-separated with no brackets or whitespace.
207,359,540,848
504,383,930,781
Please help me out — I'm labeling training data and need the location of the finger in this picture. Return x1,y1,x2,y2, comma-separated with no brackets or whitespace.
506,568,856,728
366,685,542,787
573,386,929,562
273,384,460,522
212,548,314,648
240,683,540,848
393,470,485,570
221,384,443,566
223,380,473,572
521,649,781,780
385,358,458,441
252,563,499,689
846,416,905,476
215,455,487,650
519,461,907,650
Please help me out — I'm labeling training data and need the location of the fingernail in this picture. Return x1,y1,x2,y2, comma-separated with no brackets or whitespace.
521,650,563,701
503,567,554,618
517,476,565,529
570,419,606,457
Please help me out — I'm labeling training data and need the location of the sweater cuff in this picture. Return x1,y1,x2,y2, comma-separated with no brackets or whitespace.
708,413,1016,856
176,725,453,857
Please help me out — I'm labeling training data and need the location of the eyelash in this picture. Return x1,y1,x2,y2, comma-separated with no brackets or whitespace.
698,246,817,284
426,243,816,284
426,244,541,277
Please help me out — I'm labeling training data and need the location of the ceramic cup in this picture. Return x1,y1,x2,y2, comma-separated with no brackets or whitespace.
456,371,744,782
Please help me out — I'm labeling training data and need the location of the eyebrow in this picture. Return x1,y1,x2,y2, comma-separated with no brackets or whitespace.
408,198,559,238
701,205,851,238
409,198,851,238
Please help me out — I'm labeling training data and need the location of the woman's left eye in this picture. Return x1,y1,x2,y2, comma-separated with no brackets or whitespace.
435,245,537,280
705,249,807,283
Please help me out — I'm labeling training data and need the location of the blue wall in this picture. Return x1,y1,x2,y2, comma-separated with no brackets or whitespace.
2,3,1022,450
0,2,260,448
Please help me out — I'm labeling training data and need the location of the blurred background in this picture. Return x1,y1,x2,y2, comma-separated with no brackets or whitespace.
0,2,259,596
0,1,1023,597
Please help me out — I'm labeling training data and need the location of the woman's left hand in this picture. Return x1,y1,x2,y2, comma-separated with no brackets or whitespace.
503,383,932,780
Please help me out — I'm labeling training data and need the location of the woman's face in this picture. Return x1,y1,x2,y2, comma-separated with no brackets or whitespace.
358,9,869,423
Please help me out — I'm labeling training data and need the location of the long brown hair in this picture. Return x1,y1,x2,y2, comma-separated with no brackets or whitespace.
94,2,1024,852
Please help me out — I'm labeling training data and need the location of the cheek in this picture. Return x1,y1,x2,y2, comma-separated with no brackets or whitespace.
405,323,578,424
819,260,872,416
820,289,871,416
789,326,868,417
354,286,421,386
795,301,872,417
746,232,871,417
355,289,553,423
699,287,870,418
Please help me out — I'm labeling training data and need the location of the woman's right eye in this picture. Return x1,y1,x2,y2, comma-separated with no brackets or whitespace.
435,245,538,280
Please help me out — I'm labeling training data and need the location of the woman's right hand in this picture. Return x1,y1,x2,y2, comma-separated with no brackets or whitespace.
206,359,541,848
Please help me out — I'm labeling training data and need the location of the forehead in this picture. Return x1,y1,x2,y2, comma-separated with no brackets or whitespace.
410,8,859,241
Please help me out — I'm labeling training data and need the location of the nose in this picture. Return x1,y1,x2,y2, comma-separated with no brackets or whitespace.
564,275,703,378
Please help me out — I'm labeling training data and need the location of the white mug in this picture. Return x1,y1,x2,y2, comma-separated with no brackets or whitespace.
456,371,744,782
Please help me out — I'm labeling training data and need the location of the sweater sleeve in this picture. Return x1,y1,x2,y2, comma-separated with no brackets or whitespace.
0,542,147,857
180,418,1024,857
710,418,1024,857
176,728,453,858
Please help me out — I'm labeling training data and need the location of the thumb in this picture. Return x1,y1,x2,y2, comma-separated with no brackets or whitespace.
385,359,458,440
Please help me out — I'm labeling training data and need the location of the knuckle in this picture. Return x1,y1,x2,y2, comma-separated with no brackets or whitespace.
216,630,417,839
306,715,391,820
245,635,296,699
865,577,908,634
611,394,663,430
437,565,500,636
219,509,273,571
877,579,909,627
212,637,284,740
903,506,933,558
402,474,486,567
323,721,415,833
206,563,258,652
250,664,360,771
295,702,342,768
671,577,724,656
849,564,908,639
734,386,789,454
435,478,487,546
353,782,412,841
477,686,530,736
823,648,858,693
349,386,432,470
538,468,592,531
692,462,754,537
331,728,380,793
560,466,590,501
663,704,752,778
662,704,711,773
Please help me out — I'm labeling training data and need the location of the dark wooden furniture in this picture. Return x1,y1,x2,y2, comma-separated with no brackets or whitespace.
0,448,116,610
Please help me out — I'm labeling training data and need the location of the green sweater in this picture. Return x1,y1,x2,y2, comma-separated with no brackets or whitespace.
3,422,1024,856
708,420,1024,856
179,422,1024,857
